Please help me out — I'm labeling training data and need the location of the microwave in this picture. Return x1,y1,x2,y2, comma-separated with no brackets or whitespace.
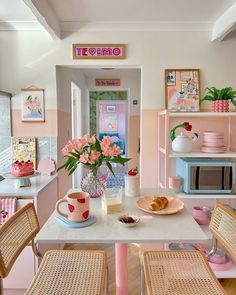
176,158,234,194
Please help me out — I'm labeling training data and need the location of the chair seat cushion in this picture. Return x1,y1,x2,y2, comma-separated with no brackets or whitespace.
26,250,106,295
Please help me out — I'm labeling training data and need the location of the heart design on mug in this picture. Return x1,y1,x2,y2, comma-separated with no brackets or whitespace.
68,204,75,213
83,210,89,219
77,198,85,203
88,48,96,55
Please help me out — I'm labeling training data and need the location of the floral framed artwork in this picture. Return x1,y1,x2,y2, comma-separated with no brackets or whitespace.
165,69,200,112
21,88,45,121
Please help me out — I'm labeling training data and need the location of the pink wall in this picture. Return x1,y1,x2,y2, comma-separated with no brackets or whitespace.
57,110,72,198
12,109,58,136
129,115,140,169
141,109,159,188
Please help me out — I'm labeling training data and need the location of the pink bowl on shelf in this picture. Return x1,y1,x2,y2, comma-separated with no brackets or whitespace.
209,258,232,271
203,142,225,147
203,136,224,140
201,146,226,153
209,251,226,264
203,131,224,136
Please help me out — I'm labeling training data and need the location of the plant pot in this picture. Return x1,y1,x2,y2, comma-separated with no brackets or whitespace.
211,100,229,112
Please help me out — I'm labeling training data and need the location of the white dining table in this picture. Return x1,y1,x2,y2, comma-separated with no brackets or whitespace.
36,188,208,295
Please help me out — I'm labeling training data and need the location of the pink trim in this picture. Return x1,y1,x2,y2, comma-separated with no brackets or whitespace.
115,243,128,295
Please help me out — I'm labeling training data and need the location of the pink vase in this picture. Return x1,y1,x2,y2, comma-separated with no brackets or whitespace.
212,100,229,112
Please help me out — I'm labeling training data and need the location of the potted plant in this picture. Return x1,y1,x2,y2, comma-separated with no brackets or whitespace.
201,86,236,112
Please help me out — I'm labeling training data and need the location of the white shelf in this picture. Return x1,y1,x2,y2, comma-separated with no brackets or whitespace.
177,193,236,199
169,112,236,117
170,151,236,158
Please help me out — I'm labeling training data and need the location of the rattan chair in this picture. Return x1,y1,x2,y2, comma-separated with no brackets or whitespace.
143,203,236,295
0,203,107,295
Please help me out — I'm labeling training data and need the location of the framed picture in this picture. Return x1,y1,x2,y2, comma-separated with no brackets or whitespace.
21,88,45,122
73,44,125,59
104,114,118,132
165,69,200,112
12,137,36,168
106,105,116,113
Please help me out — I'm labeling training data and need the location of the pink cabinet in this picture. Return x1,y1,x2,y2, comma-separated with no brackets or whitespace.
1,175,58,294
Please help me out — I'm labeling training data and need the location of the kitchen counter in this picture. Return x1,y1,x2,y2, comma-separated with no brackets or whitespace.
0,174,57,197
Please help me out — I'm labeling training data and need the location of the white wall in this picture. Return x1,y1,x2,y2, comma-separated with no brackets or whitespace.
56,66,88,133
1,29,236,186
1,30,236,111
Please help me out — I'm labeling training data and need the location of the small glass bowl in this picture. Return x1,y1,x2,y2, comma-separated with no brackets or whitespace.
118,215,140,227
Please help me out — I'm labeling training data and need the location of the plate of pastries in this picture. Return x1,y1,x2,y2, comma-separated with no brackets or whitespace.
136,195,184,215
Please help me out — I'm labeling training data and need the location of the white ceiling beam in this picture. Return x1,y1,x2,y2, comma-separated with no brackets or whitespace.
212,2,236,41
22,0,61,39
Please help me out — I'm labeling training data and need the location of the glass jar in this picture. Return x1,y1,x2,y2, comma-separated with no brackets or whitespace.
102,187,123,214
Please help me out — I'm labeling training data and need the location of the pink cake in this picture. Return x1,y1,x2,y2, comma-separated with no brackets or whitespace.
11,160,34,177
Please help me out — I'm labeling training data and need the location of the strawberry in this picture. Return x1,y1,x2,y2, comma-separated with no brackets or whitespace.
68,204,75,213
128,167,138,176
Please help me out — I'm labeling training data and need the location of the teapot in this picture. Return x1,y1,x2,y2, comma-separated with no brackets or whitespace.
172,132,198,153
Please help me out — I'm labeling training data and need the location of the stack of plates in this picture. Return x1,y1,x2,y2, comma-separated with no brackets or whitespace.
201,131,226,153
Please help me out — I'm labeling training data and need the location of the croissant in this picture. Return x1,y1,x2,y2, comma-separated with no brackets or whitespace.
149,196,168,211
149,201,159,211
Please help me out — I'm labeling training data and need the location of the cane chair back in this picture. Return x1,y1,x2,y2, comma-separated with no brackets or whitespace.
209,203,236,263
0,203,39,278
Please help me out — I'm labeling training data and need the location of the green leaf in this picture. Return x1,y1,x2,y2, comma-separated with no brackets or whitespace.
200,95,215,103
57,162,66,172
69,152,80,158
106,161,115,176
111,155,130,165
94,139,102,152
68,163,78,175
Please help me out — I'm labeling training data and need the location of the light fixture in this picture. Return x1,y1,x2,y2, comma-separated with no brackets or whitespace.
100,68,115,70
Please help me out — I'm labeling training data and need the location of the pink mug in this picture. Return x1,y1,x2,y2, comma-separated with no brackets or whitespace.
56,191,90,222
192,206,211,225
168,176,181,192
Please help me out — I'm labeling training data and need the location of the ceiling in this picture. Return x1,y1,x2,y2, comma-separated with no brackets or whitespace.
0,0,236,40
0,0,36,21
48,0,235,22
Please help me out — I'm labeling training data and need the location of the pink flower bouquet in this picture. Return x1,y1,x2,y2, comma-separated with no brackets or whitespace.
58,134,130,176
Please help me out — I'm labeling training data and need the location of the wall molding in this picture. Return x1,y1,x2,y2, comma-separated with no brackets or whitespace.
61,21,213,32
0,20,43,31
0,20,214,35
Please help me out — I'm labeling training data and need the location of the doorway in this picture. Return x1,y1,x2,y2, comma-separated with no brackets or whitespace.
71,82,82,188
96,100,128,156
56,67,141,191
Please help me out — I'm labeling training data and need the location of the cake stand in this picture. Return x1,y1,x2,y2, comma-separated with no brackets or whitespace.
2,173,38,188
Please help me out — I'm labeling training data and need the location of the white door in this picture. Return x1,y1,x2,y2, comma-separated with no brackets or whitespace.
71,82,82,188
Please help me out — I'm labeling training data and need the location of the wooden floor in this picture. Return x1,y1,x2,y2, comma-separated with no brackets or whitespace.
65,243,236,295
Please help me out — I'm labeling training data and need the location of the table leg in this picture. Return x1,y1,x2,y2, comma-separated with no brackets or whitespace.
115,243,128,295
